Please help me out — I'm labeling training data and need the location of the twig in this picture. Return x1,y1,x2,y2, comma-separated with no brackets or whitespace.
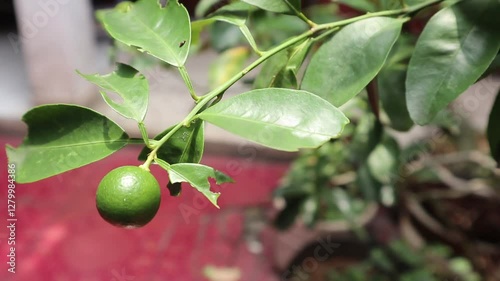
406,196,462,243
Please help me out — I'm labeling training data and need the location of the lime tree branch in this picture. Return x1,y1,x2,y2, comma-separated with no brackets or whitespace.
140,0,445,170
315,0,443,31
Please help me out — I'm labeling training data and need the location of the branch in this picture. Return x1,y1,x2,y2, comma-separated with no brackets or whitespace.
141,0,446,169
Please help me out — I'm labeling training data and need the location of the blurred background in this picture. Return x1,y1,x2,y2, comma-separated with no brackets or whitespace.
1,0,500,281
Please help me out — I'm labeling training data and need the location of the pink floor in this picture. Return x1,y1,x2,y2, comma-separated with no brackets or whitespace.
0,136,290,281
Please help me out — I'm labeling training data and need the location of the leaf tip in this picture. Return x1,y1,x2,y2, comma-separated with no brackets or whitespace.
214,170,235,185
210,192,221,209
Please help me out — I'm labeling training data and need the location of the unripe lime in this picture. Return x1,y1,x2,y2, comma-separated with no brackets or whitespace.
96,166,161,228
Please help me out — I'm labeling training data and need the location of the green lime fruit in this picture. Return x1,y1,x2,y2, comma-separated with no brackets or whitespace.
96,166,161,228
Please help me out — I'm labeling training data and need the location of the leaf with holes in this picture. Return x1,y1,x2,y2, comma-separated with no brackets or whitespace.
101,0,190,67
155,160,233,208
78,63,149,122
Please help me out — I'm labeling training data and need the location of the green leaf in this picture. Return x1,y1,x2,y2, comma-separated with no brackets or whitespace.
209,1,255,24
286,38,313,74
253,49,293,89
456,0,500,32
101,0,191,67
270,70,297,90
367,135,400,184
6,104,129,183
254,39,312,89
302,17,404,107
77,63,149,122
487,90,500,165
306,3,342,25
356,164,382,202
384,34,415,68
191,2,257,52
241,0,300,14
138,119,204,164
195,0,221,18
198,88,349,151
378,35,414,131
160,161,234,208
379,0,406,10
332,188,361,222
301,196,319,227
378,68,413,131
209,21,246,52
209,46,250,90
335,0,377,12
205,2,259,53
406,1,500,125
252,12,308,48
191,19,212,51
349,114,383,163
388,240,423,266
370,248,395,272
